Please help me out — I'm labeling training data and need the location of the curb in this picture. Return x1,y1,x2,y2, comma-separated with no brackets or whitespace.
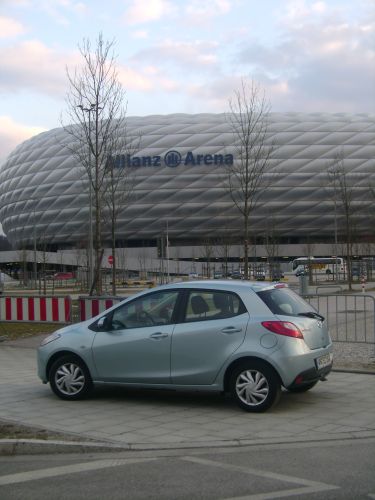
2,430,375,456
0,439,129,456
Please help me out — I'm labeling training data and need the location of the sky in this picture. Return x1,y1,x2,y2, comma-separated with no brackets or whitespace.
0,0,374,163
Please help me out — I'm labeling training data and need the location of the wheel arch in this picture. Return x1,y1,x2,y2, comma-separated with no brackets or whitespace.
223,356,282,393
46,351,89,381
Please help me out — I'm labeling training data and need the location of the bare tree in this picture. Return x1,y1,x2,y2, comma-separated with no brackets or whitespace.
37,233,50,295
201,238,214,278
215,235,234,278
263,215,280,280
327,152,356,290
17,247,28,287
226,79,274,279
103,128,140,295
302,241,316,285
117,246,130,283
62,33,127,295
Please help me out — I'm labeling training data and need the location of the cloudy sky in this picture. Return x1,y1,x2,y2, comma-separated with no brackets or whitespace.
0,0,374,162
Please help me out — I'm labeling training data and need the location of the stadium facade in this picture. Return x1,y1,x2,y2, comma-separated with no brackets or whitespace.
0,113,374,261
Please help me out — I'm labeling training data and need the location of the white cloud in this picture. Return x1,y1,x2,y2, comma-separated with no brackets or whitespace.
117,66,154,91
124,0,174,25
131,30,149,39
0,16,26,38
132,40,219,69
235,1,375,112
281,0,328,27
35,0,89,25
184,0,232,22
117,64,179,93
0,40,79,97
0,116,46,163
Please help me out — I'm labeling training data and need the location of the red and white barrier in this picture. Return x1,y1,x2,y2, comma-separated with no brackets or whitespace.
79,296,124,321
0,296,72,323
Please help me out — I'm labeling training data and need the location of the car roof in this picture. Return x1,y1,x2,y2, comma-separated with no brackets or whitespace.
160,279,285,293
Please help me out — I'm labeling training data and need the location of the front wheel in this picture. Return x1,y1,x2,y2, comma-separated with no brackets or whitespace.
49,355,93,400
230,361,281,412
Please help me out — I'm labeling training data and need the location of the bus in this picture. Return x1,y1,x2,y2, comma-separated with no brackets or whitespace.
292,257,346,277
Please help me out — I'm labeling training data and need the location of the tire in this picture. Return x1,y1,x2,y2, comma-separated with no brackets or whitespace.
287,381,318,393
49,355,93,400
230,361,281,412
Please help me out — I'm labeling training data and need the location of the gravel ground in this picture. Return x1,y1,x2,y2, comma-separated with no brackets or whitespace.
333,341,375,372
0,420,91,441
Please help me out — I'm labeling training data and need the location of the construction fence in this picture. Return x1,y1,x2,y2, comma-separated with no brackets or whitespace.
0,293,374,351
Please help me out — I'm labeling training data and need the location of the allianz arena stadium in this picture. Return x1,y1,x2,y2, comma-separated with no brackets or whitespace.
0,113,374,252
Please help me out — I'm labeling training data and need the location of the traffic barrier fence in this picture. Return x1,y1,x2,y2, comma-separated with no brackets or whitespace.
303,293,375,346
2,293,374,356
0,295,72,323
78,296,124,322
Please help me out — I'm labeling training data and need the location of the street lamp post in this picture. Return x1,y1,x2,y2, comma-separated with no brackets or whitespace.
33,207,37,289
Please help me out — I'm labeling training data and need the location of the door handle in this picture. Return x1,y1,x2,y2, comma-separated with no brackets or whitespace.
221,327,242,334
149,332,169,340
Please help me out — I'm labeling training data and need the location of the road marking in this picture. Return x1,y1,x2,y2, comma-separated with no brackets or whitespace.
0,458,156,486
182,456,340,499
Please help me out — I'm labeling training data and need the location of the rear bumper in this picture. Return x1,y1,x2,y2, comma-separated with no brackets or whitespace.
286,364,332,390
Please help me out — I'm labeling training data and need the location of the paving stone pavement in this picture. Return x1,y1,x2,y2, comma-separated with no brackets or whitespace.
1,341,375,451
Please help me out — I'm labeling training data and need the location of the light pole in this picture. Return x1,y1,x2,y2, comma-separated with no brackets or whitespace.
77,103,96,292
166,220,170,282
33,205,37,289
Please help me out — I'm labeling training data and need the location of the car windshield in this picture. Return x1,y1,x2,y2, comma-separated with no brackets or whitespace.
257,287,317,317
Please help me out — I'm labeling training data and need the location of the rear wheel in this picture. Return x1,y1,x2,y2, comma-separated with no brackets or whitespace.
49,355,93,400
287,381,318,393
230,361,281,412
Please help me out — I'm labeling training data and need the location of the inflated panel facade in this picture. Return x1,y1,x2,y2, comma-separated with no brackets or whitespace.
0,113,374,248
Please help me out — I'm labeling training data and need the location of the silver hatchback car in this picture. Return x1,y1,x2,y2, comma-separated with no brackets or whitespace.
37,281,333,412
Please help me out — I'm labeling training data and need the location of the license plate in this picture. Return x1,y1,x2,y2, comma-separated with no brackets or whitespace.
316,353,333,370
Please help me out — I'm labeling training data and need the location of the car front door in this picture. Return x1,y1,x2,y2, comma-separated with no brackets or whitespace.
91,290,179,384
171,289,249,385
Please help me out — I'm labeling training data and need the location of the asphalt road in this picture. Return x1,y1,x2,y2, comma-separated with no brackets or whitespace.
1,437,374,499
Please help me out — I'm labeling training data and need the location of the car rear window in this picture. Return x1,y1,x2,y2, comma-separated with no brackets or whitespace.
257,287,316,316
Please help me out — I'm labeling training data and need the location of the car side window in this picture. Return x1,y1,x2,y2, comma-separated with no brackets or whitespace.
111,290,179,329
184,290,244,322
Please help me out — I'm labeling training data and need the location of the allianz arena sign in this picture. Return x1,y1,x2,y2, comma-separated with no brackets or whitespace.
112,150,234,168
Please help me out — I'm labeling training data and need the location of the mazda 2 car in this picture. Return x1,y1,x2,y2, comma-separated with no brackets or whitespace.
37,281,333,412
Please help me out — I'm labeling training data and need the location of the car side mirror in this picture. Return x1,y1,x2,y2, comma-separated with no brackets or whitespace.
96,315,110,331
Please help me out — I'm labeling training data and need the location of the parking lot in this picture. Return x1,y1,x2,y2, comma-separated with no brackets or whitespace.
0,342,374,451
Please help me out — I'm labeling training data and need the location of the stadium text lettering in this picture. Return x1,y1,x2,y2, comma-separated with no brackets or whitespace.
110,150,234,169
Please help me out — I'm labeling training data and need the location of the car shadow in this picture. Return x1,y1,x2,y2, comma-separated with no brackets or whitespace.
90,385,235,410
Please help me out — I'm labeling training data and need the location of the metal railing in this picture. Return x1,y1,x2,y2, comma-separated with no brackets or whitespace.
303,293,375,346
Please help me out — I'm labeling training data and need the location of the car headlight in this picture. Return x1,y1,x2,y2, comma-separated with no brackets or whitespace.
40,332,61,346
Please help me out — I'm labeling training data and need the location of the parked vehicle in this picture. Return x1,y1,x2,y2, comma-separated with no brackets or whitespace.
230,271,243,280
292,257,346,277
54,272,74,280
252,267,266,281
37,281,333,412
271,269,285,281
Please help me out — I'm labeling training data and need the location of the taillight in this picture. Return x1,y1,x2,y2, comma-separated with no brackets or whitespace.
261,321,304,339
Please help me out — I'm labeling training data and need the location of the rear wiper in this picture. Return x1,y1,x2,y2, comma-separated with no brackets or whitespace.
298,311,325,322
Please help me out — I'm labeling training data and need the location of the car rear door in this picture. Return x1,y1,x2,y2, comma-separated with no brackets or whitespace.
171,289,249,385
